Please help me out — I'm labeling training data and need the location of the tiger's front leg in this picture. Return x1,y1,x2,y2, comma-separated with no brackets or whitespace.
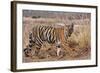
57,47,61,56
56,41,61,56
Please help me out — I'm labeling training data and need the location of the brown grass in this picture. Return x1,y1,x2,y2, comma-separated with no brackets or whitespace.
66,24,91,57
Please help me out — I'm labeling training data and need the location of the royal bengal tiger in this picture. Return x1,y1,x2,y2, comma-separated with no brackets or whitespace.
24,23,74,57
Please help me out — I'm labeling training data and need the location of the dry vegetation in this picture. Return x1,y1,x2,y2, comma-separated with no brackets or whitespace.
23,12,91,63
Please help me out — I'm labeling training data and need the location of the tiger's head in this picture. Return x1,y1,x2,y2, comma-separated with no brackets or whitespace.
64,23,74,40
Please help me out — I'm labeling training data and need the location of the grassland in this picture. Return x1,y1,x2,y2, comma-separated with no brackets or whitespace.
22,12,91,63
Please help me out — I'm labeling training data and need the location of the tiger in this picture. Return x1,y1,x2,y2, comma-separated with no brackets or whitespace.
24,23,74,57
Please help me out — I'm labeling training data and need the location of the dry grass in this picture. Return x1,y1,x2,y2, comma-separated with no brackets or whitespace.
66,24,91,57
23,14,91,62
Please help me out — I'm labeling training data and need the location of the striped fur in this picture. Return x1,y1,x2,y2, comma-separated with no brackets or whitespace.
24,24,74,57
